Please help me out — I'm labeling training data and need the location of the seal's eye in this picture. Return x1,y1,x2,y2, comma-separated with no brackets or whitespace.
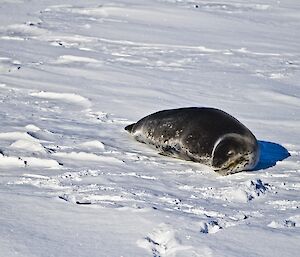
227,150,234,157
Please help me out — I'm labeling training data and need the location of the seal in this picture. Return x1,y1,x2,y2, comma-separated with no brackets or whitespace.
125,107,259,175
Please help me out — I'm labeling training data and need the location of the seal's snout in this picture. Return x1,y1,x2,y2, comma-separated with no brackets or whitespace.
212,133,257,174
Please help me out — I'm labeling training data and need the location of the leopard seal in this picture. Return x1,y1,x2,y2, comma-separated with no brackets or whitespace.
125,107,259,175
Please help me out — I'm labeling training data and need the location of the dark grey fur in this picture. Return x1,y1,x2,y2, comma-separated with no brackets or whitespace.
125,107,259,175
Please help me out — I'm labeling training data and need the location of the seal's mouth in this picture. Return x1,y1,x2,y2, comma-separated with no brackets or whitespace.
214,155,249,176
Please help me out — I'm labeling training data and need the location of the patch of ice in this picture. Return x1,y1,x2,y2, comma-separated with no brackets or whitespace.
0,132,38,142
137,223,191,256
289,215,300,227
22,157,61,168
1,36,25,41
55,55,101,64
0,155,60,169
25,124,41,132
0,155,25,167
267,200,300,210
199,220,222,234
224,179,269,203
52,151,123,164
10,139,46,153
27,129,61,142
30,91,91,108
268,220,296,229
79,140,105,151
1,23,49,39
180,179,269,203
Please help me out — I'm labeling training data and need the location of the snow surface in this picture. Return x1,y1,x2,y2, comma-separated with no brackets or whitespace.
0,0,300,256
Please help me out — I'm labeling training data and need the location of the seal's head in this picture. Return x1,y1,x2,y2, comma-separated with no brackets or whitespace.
211,133,259,175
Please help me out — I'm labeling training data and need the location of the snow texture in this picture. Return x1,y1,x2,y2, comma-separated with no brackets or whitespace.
0,0,299,256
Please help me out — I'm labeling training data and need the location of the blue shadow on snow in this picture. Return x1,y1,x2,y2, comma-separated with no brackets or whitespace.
253,141,290,170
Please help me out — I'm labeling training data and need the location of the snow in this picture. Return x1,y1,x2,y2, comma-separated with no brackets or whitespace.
0,0,299,256
30,91,92,108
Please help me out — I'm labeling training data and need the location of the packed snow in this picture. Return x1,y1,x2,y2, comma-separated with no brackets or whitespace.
0,0,299,256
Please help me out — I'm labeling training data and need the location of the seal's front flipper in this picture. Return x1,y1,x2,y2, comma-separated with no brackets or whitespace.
159,146,179,158
159,151,172,157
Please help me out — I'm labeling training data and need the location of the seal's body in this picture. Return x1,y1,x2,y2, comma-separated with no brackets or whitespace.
125,107,259,175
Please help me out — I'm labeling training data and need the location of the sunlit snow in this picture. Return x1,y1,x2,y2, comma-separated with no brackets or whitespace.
0,0,299,256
